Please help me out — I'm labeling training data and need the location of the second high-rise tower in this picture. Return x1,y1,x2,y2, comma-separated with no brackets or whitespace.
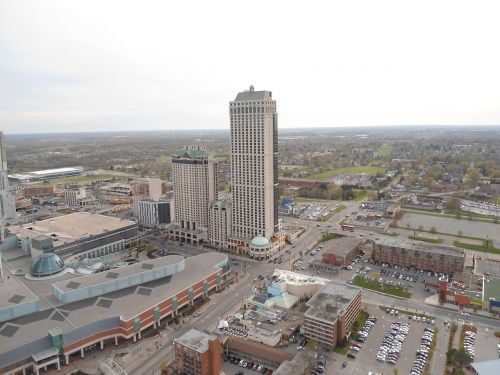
228,86,279,249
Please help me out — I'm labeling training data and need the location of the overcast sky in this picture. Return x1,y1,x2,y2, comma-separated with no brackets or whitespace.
1,0,499,134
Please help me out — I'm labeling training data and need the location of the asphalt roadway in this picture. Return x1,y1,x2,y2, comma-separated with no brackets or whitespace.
129,201,500,374
129,204,357,374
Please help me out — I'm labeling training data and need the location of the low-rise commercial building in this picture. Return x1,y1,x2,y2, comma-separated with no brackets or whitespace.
304,282,361,350
322,236,362,267
173,329,222,375
371,237,465,274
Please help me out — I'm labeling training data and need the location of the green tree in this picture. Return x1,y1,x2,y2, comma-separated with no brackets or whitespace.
454,348,473,367
463,166,481,188
444,196,461,210
430,226,437,233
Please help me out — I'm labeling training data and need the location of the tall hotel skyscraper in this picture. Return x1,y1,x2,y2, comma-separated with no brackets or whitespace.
228,86,279,249
167,146,218,245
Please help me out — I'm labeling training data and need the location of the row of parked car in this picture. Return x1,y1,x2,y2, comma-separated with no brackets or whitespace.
348,316,378,359
345,253,364,271
463,330,476,359
376,322,410,364
410,328,435,375
224,325,247,339
380,268,419,283
225,356,273,374
309,355,326,375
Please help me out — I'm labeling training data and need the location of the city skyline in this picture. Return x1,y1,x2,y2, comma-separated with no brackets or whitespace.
1,0,500,133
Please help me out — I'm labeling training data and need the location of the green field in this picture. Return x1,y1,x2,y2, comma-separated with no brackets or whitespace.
377,144,393,157
305,166,387,181
353,276,410,298
156,155,172,163
40,174,118,185
453,239,500,255
321,232,346,242
380,306,435,319
402,208,498,224
408,235,444,244
334,204,347,213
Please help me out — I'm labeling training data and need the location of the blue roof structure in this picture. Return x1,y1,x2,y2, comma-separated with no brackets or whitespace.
30,253,65,277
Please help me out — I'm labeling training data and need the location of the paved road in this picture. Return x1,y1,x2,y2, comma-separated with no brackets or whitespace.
128,251,276,375
128,202,500,374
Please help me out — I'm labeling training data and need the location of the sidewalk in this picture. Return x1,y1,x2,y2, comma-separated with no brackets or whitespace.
425,294,498,321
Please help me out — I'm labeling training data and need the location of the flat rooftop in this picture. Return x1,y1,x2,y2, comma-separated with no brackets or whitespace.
9,167,82,180
272,269,329,286
305,282,360,323
0,252,228,355
0,269,39,314
323,236,362,257
374,237,465,257
52,255,184,293
7,212,136,246
483,276,500,302
475,259,500,278
174,329,216,353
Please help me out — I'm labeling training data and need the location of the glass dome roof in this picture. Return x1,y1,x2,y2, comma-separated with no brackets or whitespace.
250,236,270,247
30,253,66,277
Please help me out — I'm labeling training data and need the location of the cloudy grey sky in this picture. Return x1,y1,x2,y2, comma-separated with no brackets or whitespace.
1,0,499,134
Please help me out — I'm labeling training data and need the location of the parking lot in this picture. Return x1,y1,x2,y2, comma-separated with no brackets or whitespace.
398,212,500,244
298,203,340,221
336,312,438,375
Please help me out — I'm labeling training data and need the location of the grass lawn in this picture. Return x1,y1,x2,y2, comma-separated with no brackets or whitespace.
46,174,117,185
380,306,435,319
377,144,393,157
305,166,386,181
408,235,444,244
334,343,350,355
380,231,400,237
353,276,410,298
352,311,368,332
453,240,500,255
334,204,347,213
294,196,334,203
353,189,369,201
321,232,346,242
444,208,498,221
156,155,171,163
402,208,498,224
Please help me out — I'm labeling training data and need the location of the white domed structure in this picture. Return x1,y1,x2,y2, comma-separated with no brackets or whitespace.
249,235,274,260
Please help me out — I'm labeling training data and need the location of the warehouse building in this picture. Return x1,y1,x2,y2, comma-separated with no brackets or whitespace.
8,167,83,183
371,237,465,274
6,212,138,259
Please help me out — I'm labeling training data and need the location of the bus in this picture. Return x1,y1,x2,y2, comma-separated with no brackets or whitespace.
341,224,354,232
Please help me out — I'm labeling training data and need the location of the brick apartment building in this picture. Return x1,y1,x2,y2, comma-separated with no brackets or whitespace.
173,329,222,375
22,185,57,197
304,283,361,350
371,237,465,274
